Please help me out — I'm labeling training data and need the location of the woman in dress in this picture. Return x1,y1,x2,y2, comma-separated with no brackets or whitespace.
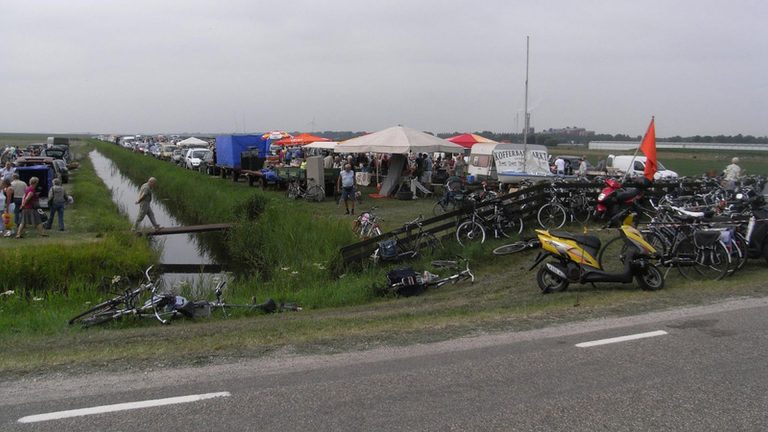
15,177,48,238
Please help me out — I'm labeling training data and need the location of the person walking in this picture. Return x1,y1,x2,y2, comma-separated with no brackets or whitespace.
336,163,356,215
421,153,433,186
133,177,161,231
723,157,742,190
15,177,47,238
45,178,68,231
454,154,466,178
10,173,26,228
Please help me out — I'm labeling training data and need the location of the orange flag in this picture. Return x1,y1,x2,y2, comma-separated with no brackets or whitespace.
639,117,656,181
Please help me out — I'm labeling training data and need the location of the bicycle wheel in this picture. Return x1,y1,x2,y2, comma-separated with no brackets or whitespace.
498,215,524,238
416,232,442,253
305,185,325,202
570,194,592,225
598,236,628,274
730,232,748,273
493,240,536,256
692,242,731,281
456,221,486,246
69,300,121,326
433,200,457,216
537,203,567,230
676,236,729,281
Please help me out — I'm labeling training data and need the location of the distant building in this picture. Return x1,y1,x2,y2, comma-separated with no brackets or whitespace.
543,127,595,137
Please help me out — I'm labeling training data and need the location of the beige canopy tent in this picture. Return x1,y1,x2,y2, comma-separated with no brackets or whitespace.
335,126,464,154
177,137,208,146
335,126,465,196
302,141,338,150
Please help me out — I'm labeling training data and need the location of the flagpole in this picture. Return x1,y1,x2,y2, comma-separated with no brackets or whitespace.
522,36,529,173
623,116,654,182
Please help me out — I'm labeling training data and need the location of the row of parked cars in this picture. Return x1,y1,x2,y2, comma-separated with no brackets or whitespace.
124,141,213,171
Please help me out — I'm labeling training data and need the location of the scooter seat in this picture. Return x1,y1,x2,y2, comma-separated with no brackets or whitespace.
550,231,602,251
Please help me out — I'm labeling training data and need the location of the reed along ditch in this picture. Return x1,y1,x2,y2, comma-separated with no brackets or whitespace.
90,150,229,288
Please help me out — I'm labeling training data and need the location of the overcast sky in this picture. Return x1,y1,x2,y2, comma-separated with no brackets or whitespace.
1,0,766,137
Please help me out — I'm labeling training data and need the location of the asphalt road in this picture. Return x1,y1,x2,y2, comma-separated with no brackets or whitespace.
3,297,767,431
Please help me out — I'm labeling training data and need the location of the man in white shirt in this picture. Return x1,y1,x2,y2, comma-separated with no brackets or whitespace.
554,157,565,175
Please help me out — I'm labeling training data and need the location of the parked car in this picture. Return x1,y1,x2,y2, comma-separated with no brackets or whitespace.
14,156,65,183
184,148,212,170
159,145,176,161
171,148,184,165
42,145,71,163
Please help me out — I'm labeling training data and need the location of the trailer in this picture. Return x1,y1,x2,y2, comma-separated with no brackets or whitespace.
214,135,269,182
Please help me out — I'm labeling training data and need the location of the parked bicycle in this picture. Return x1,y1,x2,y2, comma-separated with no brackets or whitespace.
286,177,325,202
455,196,524,246
352,207,383,239
371,215,442,263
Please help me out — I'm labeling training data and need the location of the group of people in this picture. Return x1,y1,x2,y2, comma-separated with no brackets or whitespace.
1,161,70,238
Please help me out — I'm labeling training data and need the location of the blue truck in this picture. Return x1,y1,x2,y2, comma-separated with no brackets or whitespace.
214,135,269,182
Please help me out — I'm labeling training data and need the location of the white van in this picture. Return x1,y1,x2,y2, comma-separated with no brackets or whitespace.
606,155,678,180
467,143,552,183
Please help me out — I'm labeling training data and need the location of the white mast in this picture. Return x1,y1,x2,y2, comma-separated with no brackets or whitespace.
522,36,530,171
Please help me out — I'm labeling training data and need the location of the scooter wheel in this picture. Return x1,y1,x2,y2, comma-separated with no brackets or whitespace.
536,265,569,294
636,263,664,291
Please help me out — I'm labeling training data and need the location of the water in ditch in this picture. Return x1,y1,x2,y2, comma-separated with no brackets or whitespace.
89,150,227,290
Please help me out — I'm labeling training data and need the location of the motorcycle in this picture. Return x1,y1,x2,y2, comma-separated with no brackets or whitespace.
529,224,664,293
594,178,645,225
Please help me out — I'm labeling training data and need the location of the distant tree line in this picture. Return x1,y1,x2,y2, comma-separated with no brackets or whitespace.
305,130,768,146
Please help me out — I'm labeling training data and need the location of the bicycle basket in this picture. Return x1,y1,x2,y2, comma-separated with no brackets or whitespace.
378,239,399,260
386,267,426,297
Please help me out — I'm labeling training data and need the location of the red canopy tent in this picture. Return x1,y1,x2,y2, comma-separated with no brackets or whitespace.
446,133,497,149
274,133,330,147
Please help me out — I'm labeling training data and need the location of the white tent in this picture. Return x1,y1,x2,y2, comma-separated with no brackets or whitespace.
335,126,464,154
177,137,208,146
302,141,338,150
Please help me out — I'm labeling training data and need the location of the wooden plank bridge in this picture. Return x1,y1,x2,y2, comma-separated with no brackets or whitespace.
136,223,233,236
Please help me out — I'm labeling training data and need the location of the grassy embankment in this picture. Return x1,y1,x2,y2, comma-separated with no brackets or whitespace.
2,140,768,377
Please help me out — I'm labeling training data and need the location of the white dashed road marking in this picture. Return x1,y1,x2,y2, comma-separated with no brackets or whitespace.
575,330,668,348
18,391,231,424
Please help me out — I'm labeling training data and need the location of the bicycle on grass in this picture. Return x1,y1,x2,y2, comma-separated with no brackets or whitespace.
286,177,325,202
379,258,475,297
68,266,173,327
371,215,442,263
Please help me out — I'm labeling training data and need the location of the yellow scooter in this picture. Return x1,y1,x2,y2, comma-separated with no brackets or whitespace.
529,224,664,293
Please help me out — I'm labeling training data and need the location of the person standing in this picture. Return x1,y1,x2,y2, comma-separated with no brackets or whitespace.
336,164,356,215
723,157,742,190
10,173,26,228
133,177,161,231
323,152,334,169
45,178,68,231
421,153,433,186
554,156,566,175
0,162,14,183
2,179,13,234
16,177,47,238
577,156,588,178
454,154,466,178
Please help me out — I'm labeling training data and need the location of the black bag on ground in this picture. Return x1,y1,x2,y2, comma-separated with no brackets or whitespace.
36,208,48,224
386,267,426,297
